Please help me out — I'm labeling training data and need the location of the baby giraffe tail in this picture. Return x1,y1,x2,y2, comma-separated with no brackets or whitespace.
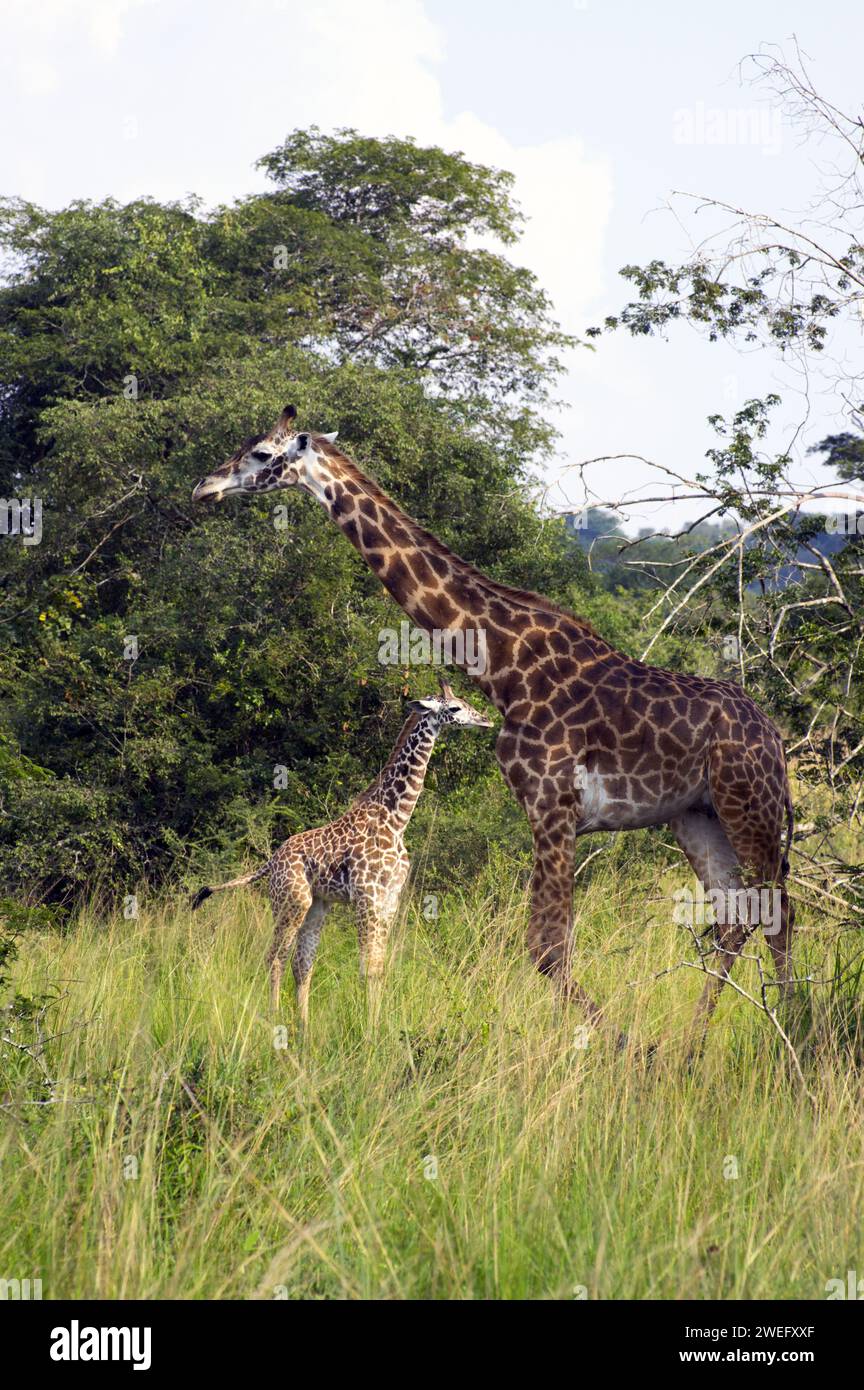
190,862,269,910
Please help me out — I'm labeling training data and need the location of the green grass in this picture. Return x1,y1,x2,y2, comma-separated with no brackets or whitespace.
2,851,863,1300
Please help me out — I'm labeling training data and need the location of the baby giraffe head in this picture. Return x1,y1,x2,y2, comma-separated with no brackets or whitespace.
407,678,493,732
192,404,339,502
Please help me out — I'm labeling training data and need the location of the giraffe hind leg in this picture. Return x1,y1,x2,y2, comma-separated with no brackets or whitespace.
292,900,328,1038
268,870,313,1014
708,739,795,1010
669,809,753,1055
671,745,793,1054
765,881,795,1007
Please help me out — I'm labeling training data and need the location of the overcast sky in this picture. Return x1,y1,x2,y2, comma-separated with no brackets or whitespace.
2,0,861,528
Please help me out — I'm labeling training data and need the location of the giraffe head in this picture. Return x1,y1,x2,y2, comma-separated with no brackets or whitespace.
192,405,338,502
406,678,493,731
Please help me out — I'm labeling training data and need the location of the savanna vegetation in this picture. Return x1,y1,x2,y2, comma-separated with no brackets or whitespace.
3,853,863,1300
1,50,863,1300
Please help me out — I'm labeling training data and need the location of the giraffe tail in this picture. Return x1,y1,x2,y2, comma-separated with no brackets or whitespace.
781,784,794,878
190,862,269,910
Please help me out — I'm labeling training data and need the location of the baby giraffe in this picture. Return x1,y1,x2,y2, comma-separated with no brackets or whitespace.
191,681,491,1031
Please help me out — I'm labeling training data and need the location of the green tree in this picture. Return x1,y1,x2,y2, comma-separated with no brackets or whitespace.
0,130,589,902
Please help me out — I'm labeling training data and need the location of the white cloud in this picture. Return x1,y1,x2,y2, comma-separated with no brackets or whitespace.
0,0,613,501
2,0,156,60
266,0,612,332
0,0,611,327
16,58,59,96
447,114,612,334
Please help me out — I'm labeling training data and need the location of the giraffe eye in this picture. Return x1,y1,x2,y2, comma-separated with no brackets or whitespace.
251,450,271,463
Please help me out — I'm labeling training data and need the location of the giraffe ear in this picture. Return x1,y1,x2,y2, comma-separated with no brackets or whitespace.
321,431,338,443
406,698,439,715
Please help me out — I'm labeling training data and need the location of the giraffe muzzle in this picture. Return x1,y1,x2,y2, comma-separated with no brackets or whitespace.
192,474,230,502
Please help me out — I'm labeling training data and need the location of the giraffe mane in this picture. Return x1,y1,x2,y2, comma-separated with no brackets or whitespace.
353,710,425,807
311,434,604,642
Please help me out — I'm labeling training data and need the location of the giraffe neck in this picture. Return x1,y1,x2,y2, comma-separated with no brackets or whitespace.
300,447,487,639
357,712,439,831
297,439,609,707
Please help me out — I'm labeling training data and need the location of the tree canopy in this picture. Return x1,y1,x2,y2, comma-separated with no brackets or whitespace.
0,128,590,903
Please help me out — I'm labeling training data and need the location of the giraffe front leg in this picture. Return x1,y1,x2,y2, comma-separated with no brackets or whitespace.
357,909,387,1031
526,802,626,1047
355,862,407,1030
355,901,397,1032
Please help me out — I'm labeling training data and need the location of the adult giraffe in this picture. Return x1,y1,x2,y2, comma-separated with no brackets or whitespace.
192,405,795,1050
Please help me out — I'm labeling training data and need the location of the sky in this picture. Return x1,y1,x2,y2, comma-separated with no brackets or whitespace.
1,0,862,529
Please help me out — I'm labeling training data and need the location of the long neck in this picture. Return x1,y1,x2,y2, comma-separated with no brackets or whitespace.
306,453,487,636
299,441,609,708
358,712,439,831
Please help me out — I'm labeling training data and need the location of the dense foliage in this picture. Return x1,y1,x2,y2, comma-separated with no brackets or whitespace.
0,130,594,904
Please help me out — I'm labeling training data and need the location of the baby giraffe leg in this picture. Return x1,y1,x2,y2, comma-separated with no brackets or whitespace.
356,896,399,1031
268,882,312,1014
292,900,328,1040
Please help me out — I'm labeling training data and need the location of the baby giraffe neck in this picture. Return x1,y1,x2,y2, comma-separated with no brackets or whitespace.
359,713,439,832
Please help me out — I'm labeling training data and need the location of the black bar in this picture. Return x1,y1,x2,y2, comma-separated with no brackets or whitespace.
7,1297,856,1375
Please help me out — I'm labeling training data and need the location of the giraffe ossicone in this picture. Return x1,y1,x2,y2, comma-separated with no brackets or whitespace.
193,407,796,1054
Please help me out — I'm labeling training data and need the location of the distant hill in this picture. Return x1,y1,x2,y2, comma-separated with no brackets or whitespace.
561,507,859,592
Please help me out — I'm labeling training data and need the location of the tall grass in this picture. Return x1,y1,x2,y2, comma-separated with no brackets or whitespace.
2,852,862,1300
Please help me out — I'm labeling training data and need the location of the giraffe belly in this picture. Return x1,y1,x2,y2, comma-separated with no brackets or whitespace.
578,770,707,832
306,859,352,904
